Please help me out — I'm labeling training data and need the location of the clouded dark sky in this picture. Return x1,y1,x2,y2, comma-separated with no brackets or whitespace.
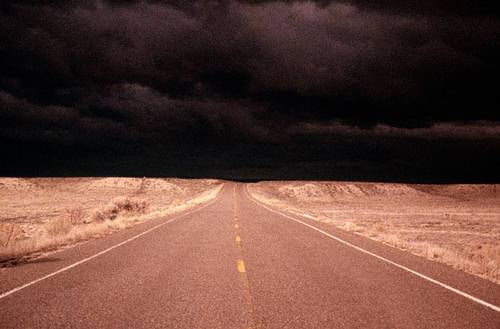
1,0,499,181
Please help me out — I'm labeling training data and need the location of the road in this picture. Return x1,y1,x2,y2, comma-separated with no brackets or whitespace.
1,183,499,328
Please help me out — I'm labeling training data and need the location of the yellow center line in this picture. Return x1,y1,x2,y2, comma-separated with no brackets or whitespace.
237,260,246,273
233,184,255,328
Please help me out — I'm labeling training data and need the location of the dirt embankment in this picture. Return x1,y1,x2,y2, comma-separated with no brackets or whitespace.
0,178,223,265
248,181,500,284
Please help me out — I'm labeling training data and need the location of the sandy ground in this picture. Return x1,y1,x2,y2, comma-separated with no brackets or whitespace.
248,181,500,284
0,178,222,264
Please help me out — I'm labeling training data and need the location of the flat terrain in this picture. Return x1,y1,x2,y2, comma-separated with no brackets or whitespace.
0,178,222,263
0,183,499,329
248,181,500,284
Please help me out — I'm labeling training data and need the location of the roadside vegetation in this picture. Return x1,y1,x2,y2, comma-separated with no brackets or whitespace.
248,181,500,284
0,178,222,265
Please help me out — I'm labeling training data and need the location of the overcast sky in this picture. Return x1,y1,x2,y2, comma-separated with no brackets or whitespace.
1,1,499,181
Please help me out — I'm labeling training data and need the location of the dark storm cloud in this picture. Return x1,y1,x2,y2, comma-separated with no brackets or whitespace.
2,1,498,122
1,0,499,179
289,121,500,141
0,84,272,146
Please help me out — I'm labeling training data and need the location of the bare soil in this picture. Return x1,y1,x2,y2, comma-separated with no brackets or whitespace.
248,181,500,284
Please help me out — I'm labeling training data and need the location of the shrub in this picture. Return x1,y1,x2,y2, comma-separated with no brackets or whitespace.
91,197,148,222
0,223,17,247
46,218,73,236
68,208,85,224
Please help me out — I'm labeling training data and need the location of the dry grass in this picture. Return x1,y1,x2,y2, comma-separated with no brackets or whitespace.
0,178,223,264
249,181,500,284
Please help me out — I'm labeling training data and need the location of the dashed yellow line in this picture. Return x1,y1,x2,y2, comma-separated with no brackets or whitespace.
237,260,246,273
233,184,255,328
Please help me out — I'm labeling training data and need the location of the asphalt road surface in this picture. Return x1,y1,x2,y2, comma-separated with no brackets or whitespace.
1,183,499,328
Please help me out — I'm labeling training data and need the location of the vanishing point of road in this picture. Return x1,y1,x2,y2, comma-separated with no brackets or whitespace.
1,183,499,328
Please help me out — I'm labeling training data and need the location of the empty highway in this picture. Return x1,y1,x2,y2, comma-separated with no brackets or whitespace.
1,183,499,328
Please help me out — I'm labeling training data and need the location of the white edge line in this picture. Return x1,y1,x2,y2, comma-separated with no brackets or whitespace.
244,185,500,313
0,184,225,300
